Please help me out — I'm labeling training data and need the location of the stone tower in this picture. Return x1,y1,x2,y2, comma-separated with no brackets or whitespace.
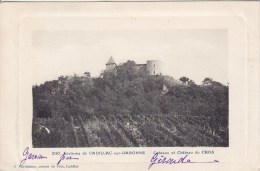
146,60,162,75
106,56,116,71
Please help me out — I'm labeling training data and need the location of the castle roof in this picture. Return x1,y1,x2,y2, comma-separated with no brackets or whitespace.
106,56,116,65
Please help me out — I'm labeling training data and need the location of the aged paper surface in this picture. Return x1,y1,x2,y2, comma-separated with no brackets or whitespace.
0,2,259,171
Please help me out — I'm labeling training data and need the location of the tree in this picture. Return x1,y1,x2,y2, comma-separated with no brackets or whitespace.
179,77,189,85
188,79,195,86
116,60,138,81
125,78,144,97
84,72,91,77
58,76,66,84
202,77,213,86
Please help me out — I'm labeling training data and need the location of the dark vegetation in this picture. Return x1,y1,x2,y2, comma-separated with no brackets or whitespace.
32,60,228,147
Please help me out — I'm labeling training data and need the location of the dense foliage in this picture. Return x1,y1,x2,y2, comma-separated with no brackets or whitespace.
32,61,228,147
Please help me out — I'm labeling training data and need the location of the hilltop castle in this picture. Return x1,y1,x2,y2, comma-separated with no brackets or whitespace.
106,56,162,75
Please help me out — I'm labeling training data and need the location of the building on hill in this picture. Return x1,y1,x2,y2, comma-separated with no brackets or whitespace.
146,60,162,75
105,57,162,75
106,56,117,71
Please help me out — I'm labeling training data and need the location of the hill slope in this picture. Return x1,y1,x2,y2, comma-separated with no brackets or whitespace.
32,61,228,147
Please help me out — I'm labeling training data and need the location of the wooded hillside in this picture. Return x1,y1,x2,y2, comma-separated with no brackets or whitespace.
32,60,228,147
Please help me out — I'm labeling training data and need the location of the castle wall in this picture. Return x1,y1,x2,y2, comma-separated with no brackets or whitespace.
105,58,162,76
106,64,116,71
146,60,162,75
135,64,147,75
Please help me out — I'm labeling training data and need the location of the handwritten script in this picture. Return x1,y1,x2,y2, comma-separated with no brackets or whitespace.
20,147,47,166
57,152,79,166
148,153,219,169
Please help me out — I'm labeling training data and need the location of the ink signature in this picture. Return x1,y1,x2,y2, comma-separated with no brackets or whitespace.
57,152,79,166
148,153,219,169
20,147,47,166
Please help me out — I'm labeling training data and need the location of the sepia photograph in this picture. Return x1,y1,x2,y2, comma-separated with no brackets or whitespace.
1,2,259,171
31,28,229,148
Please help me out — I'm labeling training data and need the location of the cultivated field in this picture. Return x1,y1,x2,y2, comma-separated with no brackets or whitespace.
33,113,228,147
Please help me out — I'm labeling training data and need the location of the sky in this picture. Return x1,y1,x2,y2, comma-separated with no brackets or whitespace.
32,28,227,85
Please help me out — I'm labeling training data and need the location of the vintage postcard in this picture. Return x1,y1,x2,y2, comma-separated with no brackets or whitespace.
0,2,259,171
